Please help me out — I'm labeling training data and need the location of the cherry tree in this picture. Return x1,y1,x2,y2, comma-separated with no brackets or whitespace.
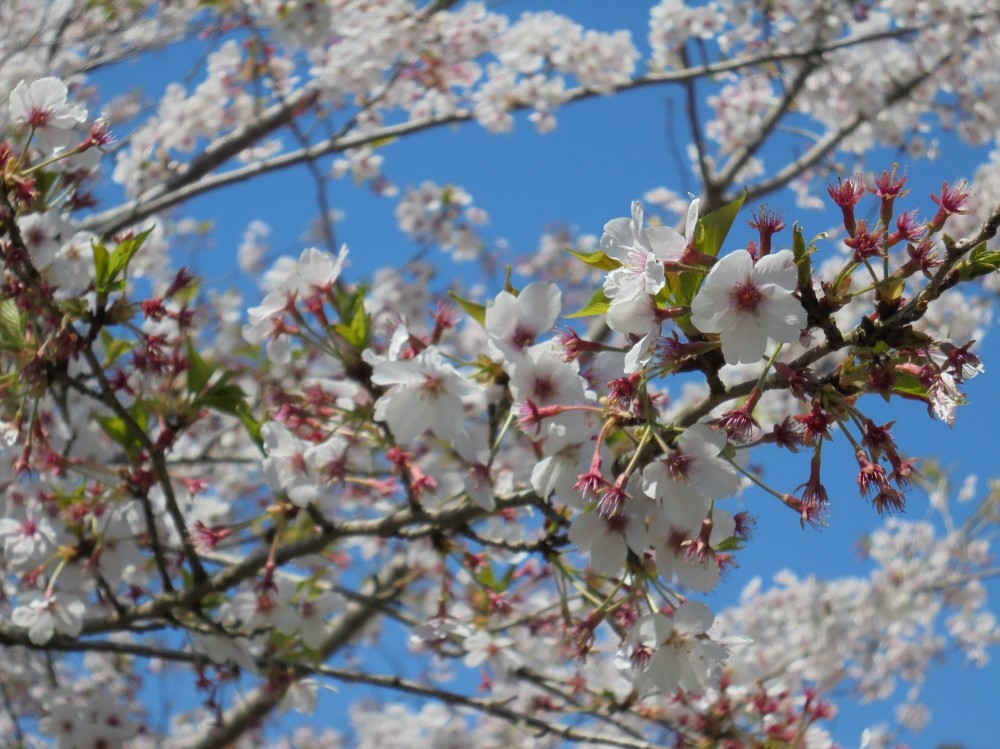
0,2,998,748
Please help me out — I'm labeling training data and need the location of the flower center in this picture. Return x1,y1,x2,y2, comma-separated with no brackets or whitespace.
730,279,763,314
627,248,649,273
666,450,693,481
511,325,535,350
27,107,51,129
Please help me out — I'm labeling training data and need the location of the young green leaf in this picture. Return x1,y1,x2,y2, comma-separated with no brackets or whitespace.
448,291,487,327
565,287,611,318
694,188,748,259
954,242,1000,282
565,247,621,271
334,294,370,349
186,337,213,395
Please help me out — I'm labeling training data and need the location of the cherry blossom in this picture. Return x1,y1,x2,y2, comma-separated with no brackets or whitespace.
601,198,699,340
690,249,808,365
9,77,87,146
12,592,86,645
368,346,483,443
485,282,562,359
619,603,726,696
567,487,652,576
0,4,996,748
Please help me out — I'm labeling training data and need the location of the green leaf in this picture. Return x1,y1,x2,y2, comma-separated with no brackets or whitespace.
186,337,212,394
0,299,26,349
713,536,744,552
478,563,514,593
791,223,813,289
92,239,110,291
664,268,704,309
129,402,149,433
478,564,497,591
954,242,1000,281
99,331,132,366
693,188,748,259
95,415,131,450
108,226,154,282
502,265,519,295
199,383,248,415
565,287,610,318
341,295,370,349
238,405,264,450
565,247,621,271
891,370,929,399
368,134,398,149
448,291,487,327
94,228,154,296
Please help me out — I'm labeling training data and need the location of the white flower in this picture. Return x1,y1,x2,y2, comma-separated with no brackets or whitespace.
296,590,344,650
17,212,69,270
9,77,87,142
568,503,650,576
225,578,299,634
642,422,739,514
620,603,726,696
261,422,320,507
531,420,601,508
605,284,660,336
602,199,698,336
485,282,561,359
690,249,807,365
12,592,86,645
243,290,292,364
295,245,348,297
0,508,61,571
602,199,697,298
280,678,320,715
462,630,523,673
40,694,139,749
506,339,590,407
651,508,737,593
928,370,964,426
368,347,481,443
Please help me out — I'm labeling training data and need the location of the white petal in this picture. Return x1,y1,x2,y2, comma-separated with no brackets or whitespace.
517,282,562,334
720,320,767,364
673,601,714,634
761,292,808,341
645,226,686,262
753,249,797,290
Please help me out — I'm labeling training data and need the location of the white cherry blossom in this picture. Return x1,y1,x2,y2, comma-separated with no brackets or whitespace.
619,602,726,696
485,282,561,359
12,592,86,645
9,77,87,147
690,249,808,365
368,346,483,443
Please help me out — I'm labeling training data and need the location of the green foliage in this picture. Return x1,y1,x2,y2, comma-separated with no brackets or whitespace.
449,290,487,327
667,189,748,309
565,287,611,318
334,293,371,350
954,242,1000,281
93,227,154,302
0,299,26,352
564,246,621,271
694,188,748,260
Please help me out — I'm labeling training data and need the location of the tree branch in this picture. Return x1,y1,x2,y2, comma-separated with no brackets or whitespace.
79,20,956,238
189,556,412,749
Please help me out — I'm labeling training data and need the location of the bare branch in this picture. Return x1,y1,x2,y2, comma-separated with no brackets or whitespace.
79,20,957,237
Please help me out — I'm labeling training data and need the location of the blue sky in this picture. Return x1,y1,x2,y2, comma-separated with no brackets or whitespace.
86,2,1000,746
